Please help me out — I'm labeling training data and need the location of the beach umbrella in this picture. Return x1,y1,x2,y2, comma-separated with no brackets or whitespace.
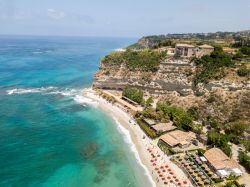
197,160,202,165
167,176,171,179
204,179,210,184
173,175,176,179
157,171,161,174
201,175,206,180
178,182,181,186
150,159,154,162
192,165,197,169
165,165,168,168
160,166,164,169
164,182,168,185
153,163,156,166
170,179,173,183
159,174,163,177
157,154,160,157
161,177,165,181
198,171,203,176
155,167,159,170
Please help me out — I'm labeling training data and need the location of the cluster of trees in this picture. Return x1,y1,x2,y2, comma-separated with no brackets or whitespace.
156,101,194,131
122,86,144,104
102,49,166,72
194,46,234,84
207,131,232,156
238,152,250,172
206,115,248,156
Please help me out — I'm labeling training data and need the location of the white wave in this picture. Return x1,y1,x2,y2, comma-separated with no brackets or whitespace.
112,116,156,187
6,86,98,107
6,87,56,95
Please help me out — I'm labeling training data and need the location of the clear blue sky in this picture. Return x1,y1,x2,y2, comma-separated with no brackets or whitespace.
0,0,249,37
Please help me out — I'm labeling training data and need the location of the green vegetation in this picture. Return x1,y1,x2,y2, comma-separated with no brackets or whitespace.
145,96,154,108
207,131,232,156
102,49,166,72
225,122,248,136
187,106,199,121
156,101,194,131
239,46,250,56
224,180,243,187
136,118,157,139
122,86,144,104
237,65,250,77
238,151,250,172
194,46,234,84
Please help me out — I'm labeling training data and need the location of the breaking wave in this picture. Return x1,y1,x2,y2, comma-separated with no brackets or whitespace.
6,87,97,106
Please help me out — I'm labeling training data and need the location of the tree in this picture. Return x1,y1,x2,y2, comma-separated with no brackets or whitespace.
225,122,248,136
145,96,154,108
122,86,144,104
207,130,232,156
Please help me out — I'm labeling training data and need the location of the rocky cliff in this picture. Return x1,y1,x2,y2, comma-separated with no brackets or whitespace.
93,50,250,123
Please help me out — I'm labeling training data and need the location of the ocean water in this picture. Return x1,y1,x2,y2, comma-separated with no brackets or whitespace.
0,36,152,187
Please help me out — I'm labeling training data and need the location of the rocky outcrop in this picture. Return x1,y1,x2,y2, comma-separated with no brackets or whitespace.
93,58,197,96
93,56,250,97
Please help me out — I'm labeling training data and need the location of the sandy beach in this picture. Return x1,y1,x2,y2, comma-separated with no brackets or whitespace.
83,89,192,187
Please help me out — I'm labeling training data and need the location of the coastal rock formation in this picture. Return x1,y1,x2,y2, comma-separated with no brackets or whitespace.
93,58,196,96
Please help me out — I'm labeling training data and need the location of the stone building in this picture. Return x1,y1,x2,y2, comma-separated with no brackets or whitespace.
175,43,214,58
175,44,196,57
196,44,215,58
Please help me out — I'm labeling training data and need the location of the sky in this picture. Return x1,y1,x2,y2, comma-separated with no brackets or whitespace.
0,0,250,37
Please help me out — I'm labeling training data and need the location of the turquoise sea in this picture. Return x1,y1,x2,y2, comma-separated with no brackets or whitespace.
0,36,152,187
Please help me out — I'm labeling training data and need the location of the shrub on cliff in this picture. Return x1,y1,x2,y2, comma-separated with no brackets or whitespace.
237,66,250,77
102,49,166,72
122,86,144,104
194,46,234,84
239,151,250,172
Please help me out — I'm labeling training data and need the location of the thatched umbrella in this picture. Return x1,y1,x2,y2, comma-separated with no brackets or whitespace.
192,165,197,169
198,171,203,176
201,175,207,180
197,160,202,165
204,179,210,184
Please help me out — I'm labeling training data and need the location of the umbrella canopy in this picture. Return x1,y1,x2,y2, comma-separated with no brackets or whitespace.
204,179,210,184
192,165,197,169
201,175,207,180
198,171,203,176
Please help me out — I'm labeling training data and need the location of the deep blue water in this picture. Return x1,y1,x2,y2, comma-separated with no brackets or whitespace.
0,36,151,187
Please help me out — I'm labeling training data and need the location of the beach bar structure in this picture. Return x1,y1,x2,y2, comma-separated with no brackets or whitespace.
204,148,243,178
151,122,177,134
158,130,196,149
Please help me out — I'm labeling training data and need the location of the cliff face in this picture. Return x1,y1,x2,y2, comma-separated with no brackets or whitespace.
93,57,250,96
93,55,250,123
93,58,195,96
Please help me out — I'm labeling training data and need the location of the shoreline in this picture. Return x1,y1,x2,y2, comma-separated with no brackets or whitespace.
82,88,191,187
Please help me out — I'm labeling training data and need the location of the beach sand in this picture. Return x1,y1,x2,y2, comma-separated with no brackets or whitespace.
83,89,192,187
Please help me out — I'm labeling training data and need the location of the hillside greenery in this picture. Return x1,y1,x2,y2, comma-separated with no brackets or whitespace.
207,130,232,156
122,86,144,104
102,49,166,72
194,46,235,84
239,152,250,172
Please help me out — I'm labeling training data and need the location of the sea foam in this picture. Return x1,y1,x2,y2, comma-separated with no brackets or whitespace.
112,116,156,187
6,87,97,106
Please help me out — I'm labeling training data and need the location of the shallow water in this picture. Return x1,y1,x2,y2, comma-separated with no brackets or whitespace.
0,36,152,187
